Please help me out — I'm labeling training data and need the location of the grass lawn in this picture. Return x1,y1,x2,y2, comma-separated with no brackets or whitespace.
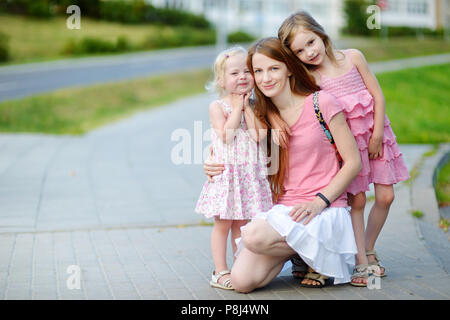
0,69,211,135
379,63,450,144
436,161,450,207
0,14,213,65
341,36,450,62
1,13,450,65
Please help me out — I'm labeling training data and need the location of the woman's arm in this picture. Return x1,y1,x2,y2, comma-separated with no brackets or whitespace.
204,158,225,182
290,111,362,224
316,111,362,203
349,49,385,159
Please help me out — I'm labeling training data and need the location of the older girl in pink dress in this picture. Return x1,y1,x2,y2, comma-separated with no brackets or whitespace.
275,11,409,286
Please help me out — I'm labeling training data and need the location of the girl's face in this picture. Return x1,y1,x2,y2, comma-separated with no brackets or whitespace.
252,52,292,99
221,53,254,95
289,29,326,66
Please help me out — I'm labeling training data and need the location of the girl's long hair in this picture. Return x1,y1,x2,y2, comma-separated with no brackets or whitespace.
278,10,342,69
247,37,320,202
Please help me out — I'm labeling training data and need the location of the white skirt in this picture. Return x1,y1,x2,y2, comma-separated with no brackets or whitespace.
236,204,357,285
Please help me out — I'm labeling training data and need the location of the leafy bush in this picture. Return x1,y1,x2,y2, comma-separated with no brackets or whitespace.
342,0,372,36
0,0,211,29
0,32,10,62
142,28,215,50
61,36,133,55
227,30,255,43
0,0,56,17
27,0,53,18
97,0,211,29
384,26,444,37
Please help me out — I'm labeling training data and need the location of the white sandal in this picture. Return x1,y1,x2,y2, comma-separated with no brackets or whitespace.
210,270,233,290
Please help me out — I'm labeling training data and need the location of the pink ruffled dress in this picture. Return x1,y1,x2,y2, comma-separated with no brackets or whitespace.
195,100,273,220
319,53,410,195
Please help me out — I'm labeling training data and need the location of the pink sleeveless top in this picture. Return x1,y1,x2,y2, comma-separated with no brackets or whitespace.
277,91,348,207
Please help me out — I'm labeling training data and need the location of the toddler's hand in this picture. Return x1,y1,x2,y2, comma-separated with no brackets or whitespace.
230,93,245,111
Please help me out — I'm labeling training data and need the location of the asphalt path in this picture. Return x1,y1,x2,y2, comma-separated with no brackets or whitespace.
0,45,218,102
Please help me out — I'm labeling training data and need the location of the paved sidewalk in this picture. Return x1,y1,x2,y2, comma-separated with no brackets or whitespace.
0,92,449,300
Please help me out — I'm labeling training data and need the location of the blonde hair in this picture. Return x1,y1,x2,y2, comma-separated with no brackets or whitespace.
206,46,248,97
278,11,343,69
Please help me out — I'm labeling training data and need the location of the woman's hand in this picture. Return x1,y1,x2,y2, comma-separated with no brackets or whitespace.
289,198,327,225
368,134,383,160
203,160,225,182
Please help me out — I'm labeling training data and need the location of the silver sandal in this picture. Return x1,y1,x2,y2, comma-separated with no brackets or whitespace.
210,270,233,290
366,250,386,277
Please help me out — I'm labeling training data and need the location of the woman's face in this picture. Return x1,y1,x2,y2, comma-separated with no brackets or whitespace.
252,52,292,99
222,53,254,95
289,29,326,66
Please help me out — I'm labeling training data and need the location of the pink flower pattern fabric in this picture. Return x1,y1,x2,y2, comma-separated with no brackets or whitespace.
195,100,273,220
320,58,410,195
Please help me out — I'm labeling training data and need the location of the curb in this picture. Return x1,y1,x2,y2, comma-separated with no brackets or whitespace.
411,143,450,225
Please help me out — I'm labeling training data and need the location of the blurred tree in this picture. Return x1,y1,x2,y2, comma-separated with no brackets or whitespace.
342,0,374,36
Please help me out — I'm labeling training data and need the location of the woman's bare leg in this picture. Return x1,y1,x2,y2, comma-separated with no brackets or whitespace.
241,219,296,257
231,247,289,293
231,219,295,293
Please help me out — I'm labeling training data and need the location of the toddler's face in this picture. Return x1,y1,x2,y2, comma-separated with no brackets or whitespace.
222,53,254,95
289,29,326,66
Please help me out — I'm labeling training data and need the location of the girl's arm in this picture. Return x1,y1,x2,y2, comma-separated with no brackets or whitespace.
243,95,268,141
290,111,362,224
348,49,385,159
209,98,243,144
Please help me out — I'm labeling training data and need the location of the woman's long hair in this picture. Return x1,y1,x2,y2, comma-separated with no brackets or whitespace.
247,37,320,202
278,10,342,69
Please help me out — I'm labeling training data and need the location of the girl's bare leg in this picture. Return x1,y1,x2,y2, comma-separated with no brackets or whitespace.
365,184,394,276
348,192,369,285
211,218,233,284
230,219,248,256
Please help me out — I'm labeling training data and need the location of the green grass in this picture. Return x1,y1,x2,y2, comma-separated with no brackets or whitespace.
0,14,213,65
435,161,450,207
379,63,450,144
346,36,450,62
412,210,424,219
0,69,211,135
